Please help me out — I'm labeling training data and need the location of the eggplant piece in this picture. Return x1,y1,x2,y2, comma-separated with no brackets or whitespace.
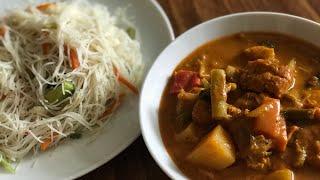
282,108,320,121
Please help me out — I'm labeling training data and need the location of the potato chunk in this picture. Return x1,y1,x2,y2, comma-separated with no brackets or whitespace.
264,169,294,180
244,46,275,60
187,125,236,170
175,123,201,143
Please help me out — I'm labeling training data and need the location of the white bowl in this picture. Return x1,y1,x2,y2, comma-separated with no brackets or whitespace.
139,12,320,180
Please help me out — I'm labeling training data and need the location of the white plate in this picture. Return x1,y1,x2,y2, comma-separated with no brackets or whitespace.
139,12,320,180
0,0,174,179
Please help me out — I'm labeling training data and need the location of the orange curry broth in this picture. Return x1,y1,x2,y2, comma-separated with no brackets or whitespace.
159,32,320,180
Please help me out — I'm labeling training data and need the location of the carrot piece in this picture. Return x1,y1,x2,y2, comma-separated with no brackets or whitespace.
40,132,58,151
249,97,288,151
276,117,288,152
40,139,51,151
36,3,55,11
118,75,139,94
100,94,125,119
64,45,80,70
70,48,80,69
0,26,6,37
42,43,51,55
64,45,80,69
113,66,139,94
100,98,121,119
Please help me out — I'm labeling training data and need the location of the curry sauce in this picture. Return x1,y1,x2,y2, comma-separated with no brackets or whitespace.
159,32,320,180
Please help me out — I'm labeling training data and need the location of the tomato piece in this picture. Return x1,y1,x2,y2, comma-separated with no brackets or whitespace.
170,70,201,94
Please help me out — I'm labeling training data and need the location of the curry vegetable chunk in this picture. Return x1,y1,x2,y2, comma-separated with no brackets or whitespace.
187,125,235,170
159,32,320,179
244,45,275,60
264,169,294,180
210,69,229,120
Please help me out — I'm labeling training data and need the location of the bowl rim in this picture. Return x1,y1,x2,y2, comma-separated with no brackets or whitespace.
139,11,320,180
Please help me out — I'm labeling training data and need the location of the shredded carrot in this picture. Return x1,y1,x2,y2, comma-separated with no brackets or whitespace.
113,66,139,94
42,43,51,55
118,75,138,94
100,94,125,119
36,3,55,11
40,132,58,151
40,139,51,151
70,48,80,69
0,26,6,37
64,45,80,69
101,99,120,118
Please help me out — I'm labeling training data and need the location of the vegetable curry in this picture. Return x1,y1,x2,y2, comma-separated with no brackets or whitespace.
159,32,320,179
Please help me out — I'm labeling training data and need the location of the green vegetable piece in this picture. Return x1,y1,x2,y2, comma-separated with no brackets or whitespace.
70,132,82,139
126,27,136,39
210,69,229,120
0,153,15,173
45,81,75,103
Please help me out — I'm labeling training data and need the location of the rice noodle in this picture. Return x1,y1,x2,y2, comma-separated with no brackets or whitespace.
0,0,143,162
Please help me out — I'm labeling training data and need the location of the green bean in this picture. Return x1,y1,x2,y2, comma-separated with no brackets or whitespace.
45,81,75,103
210,69,229,120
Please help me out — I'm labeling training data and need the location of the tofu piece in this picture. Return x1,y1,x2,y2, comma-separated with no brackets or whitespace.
187,125,236,170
